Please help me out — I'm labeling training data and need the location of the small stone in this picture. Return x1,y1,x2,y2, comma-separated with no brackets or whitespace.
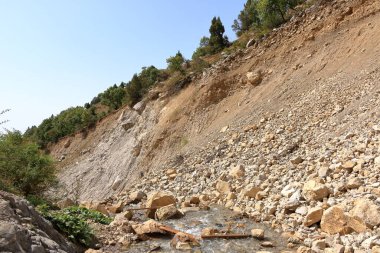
261,241,274,247
291,156,304,165
346,178,362,189
297,246,312,253
229,164,245,178
216,180,231,194
251,228,265,239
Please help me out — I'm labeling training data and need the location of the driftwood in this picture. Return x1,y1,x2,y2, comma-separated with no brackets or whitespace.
201,234,251,239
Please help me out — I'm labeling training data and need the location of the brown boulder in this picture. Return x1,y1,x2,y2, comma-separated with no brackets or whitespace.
132,220,164,235
302,179,330,201
350,199,380,228
320,206,367,234
145,191,176,218
155,204,182,221
304,207,323,227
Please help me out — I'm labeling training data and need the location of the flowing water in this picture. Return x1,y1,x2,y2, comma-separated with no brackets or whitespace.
125,205,288,253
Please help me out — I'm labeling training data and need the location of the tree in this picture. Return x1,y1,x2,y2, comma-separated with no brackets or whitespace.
126,74,143,106
208,17,229,53
100,84,126,110
0,131,56,196
233,0,304,36
166,51,185,73
232,0,261,36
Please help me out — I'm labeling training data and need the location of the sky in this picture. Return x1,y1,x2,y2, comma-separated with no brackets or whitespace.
0,0,246,132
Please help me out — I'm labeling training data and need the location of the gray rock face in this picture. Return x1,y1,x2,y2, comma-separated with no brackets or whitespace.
0,191,80,253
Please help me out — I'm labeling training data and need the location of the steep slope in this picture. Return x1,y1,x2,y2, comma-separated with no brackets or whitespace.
50,0,380,204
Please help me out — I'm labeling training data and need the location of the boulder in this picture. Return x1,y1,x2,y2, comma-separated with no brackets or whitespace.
302,179,330,201
107,201,124,214
251,229,265,239
246,71,262,86
350,199,380,228
132,220,164,235
170,232,194,250
145,191,176,218
303,207,323,227
155,204,181,221
129,191,146,204
320,206,367,234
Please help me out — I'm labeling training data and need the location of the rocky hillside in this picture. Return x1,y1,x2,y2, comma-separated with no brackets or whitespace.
49,0,380,251
0,191,80,252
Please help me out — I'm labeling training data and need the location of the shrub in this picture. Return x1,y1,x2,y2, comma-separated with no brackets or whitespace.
38,206,112,247
0,131,56,196
166,51,185,74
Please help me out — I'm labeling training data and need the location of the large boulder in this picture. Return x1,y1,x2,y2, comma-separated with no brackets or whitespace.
350,199,380,228
302,179,330,202
320,206,367,234
145,191,176,218
246,71,263,86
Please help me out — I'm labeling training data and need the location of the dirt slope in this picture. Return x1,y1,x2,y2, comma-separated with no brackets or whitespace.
49,0,380,205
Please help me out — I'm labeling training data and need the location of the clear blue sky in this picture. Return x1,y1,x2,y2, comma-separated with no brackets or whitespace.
0,0,245,132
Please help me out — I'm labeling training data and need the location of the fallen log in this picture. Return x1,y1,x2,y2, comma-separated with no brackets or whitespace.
201,234,251,239
158,225,198,243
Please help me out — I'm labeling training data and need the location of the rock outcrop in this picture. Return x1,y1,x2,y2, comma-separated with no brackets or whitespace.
0,191,79,253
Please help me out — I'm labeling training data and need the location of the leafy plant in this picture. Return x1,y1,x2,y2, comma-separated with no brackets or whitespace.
166,51,186,74
39,206,112,246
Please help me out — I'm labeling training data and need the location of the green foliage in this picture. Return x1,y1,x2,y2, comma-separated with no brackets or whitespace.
39,206,112,246
208,17,229,54
0,131,56,196
126,74,143,106
192,17,229,59
100,84,126,110
166,51,185,74
190,57,210,73
233,0,304,36
30,107,98,147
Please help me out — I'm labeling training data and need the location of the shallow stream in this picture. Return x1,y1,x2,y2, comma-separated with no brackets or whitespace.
126,205,288,253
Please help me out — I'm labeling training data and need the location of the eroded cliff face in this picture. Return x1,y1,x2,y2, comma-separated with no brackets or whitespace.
0,191,80,253
50,0,380,206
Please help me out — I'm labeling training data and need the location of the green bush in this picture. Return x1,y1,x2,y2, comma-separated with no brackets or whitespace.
166,51,185,74
38,206,112,247
233,0,305,36
0,131,56,196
